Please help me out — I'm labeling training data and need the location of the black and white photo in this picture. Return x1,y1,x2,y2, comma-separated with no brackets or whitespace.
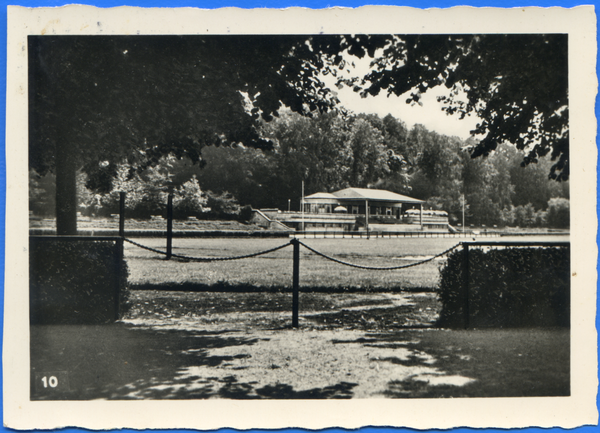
4,5,597,430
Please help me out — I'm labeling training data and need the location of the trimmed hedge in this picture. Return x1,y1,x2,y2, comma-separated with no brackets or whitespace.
437,246,570,328
30,238,129,325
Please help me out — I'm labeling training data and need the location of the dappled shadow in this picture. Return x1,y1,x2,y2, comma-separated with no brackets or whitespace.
30,323,359,400
211,377,357,399
254,381,357,399
334,328,570,398
31,323,264,400
31,323,570,399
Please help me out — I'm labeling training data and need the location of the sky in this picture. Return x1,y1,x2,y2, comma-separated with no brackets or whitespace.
319,49,480,140
333,83,480,139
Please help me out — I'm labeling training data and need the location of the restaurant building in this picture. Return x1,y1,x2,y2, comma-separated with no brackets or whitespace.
252,187,450,232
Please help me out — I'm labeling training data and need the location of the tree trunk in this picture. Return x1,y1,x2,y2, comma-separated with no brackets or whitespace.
55,144,78,235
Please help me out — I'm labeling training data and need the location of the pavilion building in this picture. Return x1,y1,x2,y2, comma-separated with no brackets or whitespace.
252,187,450,232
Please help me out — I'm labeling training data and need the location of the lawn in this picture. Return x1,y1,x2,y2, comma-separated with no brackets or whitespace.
125,237,462,290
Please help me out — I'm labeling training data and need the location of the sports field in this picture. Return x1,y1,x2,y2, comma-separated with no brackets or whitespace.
125,236,463,290
125,234,568,291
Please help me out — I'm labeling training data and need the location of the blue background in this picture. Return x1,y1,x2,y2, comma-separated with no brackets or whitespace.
1,0,597,432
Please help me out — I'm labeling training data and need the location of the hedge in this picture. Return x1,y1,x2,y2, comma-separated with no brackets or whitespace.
30,237,129,325
437,246,570,328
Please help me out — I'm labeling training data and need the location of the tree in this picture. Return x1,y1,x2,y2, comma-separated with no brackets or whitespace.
403,124,464,219
340,34,569,181
259,110,352,207
546,197,570,228
95,163,171,218
381,114,409,158
204,191,241,219
345,117,388,187
507,146,569,210
29,35,355,234
172,176,208,218
193,145,276,209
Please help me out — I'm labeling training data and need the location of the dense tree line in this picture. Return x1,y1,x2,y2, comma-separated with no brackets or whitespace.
30,110,569,228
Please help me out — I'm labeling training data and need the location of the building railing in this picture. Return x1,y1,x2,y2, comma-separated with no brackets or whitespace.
291,230,500,239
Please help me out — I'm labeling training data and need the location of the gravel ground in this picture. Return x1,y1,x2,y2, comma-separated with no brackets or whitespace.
31,291,569,400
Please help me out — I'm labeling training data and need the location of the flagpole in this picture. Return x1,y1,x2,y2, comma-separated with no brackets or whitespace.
462,194,465,233
301,181,305,233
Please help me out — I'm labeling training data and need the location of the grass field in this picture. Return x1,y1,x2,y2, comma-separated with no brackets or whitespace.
125,237,465,291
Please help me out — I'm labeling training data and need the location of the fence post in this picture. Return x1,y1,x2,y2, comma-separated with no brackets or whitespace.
119,192,126,238
114,238,124,321
166,192,173,260
291,238,300,328
462,244,470,329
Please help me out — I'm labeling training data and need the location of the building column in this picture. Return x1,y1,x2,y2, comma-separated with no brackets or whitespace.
420,203,424,230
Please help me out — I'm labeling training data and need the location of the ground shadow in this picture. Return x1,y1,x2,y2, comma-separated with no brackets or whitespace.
302,302,439,330
31,323,358,400
332,328,570,398
31,323,258,399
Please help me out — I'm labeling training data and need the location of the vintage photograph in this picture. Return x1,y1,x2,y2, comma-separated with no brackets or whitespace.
4,5,597,430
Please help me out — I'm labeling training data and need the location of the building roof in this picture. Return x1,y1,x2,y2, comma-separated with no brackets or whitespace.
332,187,424,203
304,192,339,200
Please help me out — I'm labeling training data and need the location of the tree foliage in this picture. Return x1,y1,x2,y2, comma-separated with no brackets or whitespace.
29,35,357,176
29,35,363,233
340,34,569,180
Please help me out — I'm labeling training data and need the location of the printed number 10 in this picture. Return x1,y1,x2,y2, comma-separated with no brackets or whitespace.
41,376,58,388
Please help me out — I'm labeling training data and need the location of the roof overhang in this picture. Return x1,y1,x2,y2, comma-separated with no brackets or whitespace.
332,187,424,204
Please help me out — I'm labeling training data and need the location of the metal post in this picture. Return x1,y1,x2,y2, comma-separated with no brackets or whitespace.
462,244,470,329
166,192,173,260
114,238,124,321
119,192,126,238
462,194,466,233
292,238,300,328
301,181,305,233
365,199,369,239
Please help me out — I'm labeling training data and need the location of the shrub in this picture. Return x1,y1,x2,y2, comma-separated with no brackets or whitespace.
437,246,570,328
238,205,254,223
30,238,129,325
172,175,208,219
204,190,241,219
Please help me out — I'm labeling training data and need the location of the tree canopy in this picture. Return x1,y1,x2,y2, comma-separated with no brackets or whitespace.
29,35,353,177
29,35,359,233
339,34,569,181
